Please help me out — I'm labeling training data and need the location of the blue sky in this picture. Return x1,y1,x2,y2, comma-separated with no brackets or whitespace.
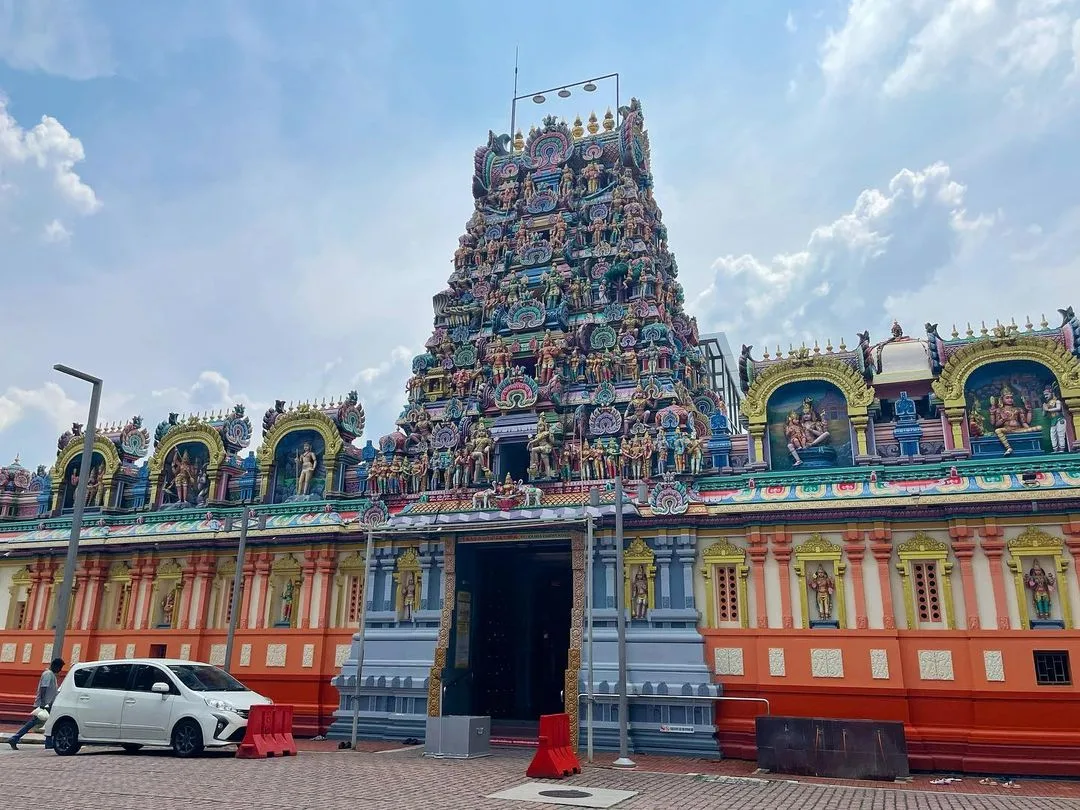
2,0,1079,468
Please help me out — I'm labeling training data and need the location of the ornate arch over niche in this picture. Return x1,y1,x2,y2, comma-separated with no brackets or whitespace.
256,407,345,502
148,423,227,508
742,358,875,464
50,433,122,512
622,537,656,621
1006,527,1072,630
931,336,1080,450
793,534,847,629
701,539,748,629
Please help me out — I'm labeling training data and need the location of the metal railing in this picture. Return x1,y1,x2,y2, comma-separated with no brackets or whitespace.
586,693,770,714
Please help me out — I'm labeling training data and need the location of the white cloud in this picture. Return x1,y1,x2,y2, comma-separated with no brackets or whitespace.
821,0,1080,97
0,0,114,79
0,96,101,237
42,218,70,242
1070,17,1080,79
353,345,414,386
786,11,797,33
692,162,995,347
150,371,263,419
0,381,134,440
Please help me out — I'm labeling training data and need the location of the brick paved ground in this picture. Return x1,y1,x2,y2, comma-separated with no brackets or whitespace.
3,743,1080,810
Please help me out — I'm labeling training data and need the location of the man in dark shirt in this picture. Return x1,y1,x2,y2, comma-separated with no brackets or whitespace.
8,657,64,750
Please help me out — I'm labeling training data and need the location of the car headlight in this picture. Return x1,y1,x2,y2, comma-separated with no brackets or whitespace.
205,697,239,713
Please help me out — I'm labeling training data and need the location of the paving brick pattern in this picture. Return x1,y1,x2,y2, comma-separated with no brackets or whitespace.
3,746,1080,810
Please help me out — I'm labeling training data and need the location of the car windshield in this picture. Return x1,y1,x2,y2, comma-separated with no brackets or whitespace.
167,664,249,692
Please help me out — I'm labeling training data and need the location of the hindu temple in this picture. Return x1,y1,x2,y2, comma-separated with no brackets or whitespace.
2,99,1080,776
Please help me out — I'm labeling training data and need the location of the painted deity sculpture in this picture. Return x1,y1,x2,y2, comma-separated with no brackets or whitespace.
295,443,319,496
808,565,835,621
528,421,557,479
1043,386,1069,452
1026,560,1056,621
160,589,176,627
631,566,649,620
786,397,831,467
989,386,1038,455
401,571,417,622
280,580,295,625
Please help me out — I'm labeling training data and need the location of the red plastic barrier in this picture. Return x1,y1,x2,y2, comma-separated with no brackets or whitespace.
237,704,297,759
526,713,581,779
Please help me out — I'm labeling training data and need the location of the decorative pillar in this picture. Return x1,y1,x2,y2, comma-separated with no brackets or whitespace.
253,553,272,630
26,567,43,630
316,549,336,630
978,520,1011,630
950,534,980,631
943,405,967,451
125,565,144,630
138,559,159,630
748,527,768,628
870,523,896,629
844,526,868,629
849,414,871,460
771,527,794,628
300,551,317,629
657,551,672,610
749,426,767,468
71,568,88,631
1064,398,1080,445
677,547,696,610
239,558,256,630
82,560,107,632
176,562,197,631
192,554,216,631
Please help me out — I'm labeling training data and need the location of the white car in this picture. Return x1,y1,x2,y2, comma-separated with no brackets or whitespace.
42,658,272,757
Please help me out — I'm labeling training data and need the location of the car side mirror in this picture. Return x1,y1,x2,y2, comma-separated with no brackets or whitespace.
151,682,170,695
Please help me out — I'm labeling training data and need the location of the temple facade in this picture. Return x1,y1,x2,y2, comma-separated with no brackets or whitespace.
3,101,1080,775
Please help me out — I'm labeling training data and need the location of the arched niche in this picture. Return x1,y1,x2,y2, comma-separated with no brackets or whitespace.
256,408,344,504
148,424,226,509
932,337,1080,455
765,380,855,471
742,357,875,468
50,433,121,512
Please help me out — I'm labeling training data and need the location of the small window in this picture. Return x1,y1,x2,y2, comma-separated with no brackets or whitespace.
912,561,941,624
91,663,133,690
715,565,740,624
130,664,174,693
1034,651,1071,686
72,667,94,688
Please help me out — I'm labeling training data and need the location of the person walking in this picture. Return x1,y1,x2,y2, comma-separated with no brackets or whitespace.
8,657,64,750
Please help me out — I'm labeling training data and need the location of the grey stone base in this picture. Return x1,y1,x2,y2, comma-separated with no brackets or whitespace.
578,695,721,758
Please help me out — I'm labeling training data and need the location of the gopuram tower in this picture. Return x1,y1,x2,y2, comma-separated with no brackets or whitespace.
330,99,724,756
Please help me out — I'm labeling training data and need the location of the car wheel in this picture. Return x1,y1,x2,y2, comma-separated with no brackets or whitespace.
171,719,204,758
52,718,81,756
121,743,143,753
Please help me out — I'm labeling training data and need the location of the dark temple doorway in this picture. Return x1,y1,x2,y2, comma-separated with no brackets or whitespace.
496,442,530,483
451,541,572,738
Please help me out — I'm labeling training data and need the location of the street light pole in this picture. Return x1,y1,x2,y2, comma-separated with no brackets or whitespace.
51,365,102,660
585,505,595,763
223,504,252,674
350,524,378,750
613,475,634,768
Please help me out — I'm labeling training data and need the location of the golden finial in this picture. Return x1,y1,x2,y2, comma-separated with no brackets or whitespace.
762,346,771,359
1025,315,1033,330
825,339,833,353
980,321,988,336
839,338,847,351
513,130,524,152
950,324,959,338
587,111,599,135
602,109,615,131
1040,313,1049,328
813,339,820,355
775,344,781,357
572,116,584,139
788,344,795,358
965,322,974,337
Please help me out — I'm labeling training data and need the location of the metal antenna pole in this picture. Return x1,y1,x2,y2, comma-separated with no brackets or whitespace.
613,475,634,767
223,504,251,673
510,45,519,143
350,525,377,750
51,365,101,659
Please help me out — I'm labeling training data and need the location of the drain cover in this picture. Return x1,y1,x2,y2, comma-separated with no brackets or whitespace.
538,790,594,799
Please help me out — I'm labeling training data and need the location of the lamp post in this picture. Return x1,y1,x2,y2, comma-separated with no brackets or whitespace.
509,72,620,149
350,520,384,750
50,365,102,660
612,474,634,768
223,503,253,673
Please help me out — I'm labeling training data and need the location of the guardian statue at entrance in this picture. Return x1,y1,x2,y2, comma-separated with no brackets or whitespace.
808,565,835,621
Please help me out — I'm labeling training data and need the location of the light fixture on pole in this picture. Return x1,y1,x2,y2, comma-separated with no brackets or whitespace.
223,503,253,674
50,364,102,661
350,516,386,750
509,72,620,157
585,485,599,763
612,475,634,768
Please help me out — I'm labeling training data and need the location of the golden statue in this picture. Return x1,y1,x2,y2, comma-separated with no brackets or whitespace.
989,386,1037,455
631,566,649,620
808,565,835,621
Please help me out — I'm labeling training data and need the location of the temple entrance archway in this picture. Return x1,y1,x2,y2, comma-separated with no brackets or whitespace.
448,540,572,738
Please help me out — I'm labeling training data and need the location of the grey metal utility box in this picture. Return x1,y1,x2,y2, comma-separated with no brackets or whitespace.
424,715,491,759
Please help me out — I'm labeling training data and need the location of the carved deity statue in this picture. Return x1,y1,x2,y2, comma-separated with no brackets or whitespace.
582,161,603,195
1025,559,1056,621
468,422,493,484
295,442,318,496
631,566,649,620
160,588,176,627
401,571,417,622
808,565,835,621
989,386,1037,455
1043,386,1069,452
528,421,556,479
786,397,831,466
169,449,196,503
280,579,295,625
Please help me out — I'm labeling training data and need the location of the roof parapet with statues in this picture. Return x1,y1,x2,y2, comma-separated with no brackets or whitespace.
738,332,875,396
926,308,1080,375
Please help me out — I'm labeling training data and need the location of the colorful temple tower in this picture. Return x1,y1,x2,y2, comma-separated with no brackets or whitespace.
4,98,1080,775
329,100,723,754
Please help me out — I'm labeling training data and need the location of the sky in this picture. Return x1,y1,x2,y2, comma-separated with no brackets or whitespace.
1,0,1079,469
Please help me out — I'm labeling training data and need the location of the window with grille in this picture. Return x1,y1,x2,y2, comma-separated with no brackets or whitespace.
346,576,364,625
714,565,740,624
113,585,129,629
912,561,941,624
223,581,243,627
1034,651,1071,686
12,600,27,630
